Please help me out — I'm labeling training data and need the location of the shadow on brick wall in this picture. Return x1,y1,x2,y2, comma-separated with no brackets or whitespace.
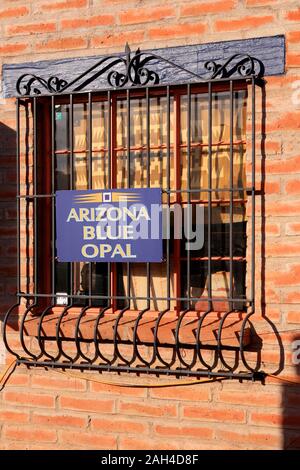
0,120,18,323
282,340,300,450
257,81,284,376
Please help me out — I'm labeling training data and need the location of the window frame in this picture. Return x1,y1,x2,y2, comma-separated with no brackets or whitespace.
34,81,249,315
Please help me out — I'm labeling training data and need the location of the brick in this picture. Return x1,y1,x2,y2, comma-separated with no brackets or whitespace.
59,395,114,413
3,425,57,443
0,6,29,20
217,391,281,407
183,406,246,423
6,22,56,36
32,412,87,428
91,31,145,48
266,241,300,257
286,223,300,236
0,409,29,424
216,428,281,448
119,436,180,450
265,223,280,236
181,1,234,16
265,181,280,194
286,8,300,21
285,179,300,195
154,424,214,440
0,43,27,55
37,37,87,52
264,140,281,154
61,15,114,30
150,385,210,401
288,31,300,44
283,291,300,304
265,201,300,217
250,411,300,427
31,374,86,391
246,0,278,4
89,381,145,397
41,0,87,11
266,155,300,174
3,391,55,408
287,311,300,323
6,373,29,387
148,23,206,40
120,6,175,25
119,401,177,418
91,417,148,434
214,15,273,32
287,53,300,68
268,264,300,286
59,430,116,449
270,111,300,130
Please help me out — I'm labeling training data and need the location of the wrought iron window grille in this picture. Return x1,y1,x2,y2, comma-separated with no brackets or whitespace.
3,44,265,382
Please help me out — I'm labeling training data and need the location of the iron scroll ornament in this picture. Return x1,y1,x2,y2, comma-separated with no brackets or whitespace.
16,44,264,96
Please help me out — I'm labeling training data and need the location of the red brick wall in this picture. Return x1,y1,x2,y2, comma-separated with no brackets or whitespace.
1,0,300,450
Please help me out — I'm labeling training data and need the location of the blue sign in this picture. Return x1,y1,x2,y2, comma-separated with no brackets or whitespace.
56,188,162,263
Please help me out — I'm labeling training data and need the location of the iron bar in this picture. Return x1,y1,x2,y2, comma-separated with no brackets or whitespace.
33,97,38,302
16,98,21,294
107,90,111,305
229,80,234,310
146,86,151,310
88,92,93,304
251,77,256,307
166,86,171,310
51,96,56,300
16,358,264,381
186,83,191,309
207,82,212,309
16,292,251,302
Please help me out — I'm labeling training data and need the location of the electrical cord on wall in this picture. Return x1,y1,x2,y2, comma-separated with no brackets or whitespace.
0,358,17,390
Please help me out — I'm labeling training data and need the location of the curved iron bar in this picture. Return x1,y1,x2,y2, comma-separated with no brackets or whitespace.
149,309,175,368
19,303,39,360
239,310,256,372
216,310,239,371
112,307,134,366
53,305,76,363
196,309,219,371
3,303,21,360
36,305,56,361
74,305,95,363
174,309,197,369
206,54,258,79
131,307,153,366
16,74,68,96
16,46,264,96
92,305,113,364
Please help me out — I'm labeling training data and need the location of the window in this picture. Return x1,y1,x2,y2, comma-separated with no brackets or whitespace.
32,85,248,312
5,49,261,379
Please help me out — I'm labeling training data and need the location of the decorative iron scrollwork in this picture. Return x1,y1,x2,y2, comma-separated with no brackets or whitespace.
107,44,159,88
3,301,264,381
204,53,260,79
16,74,68,96
15,44,263,96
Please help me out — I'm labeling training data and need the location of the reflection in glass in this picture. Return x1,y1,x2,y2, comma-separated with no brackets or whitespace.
53,88,248,310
